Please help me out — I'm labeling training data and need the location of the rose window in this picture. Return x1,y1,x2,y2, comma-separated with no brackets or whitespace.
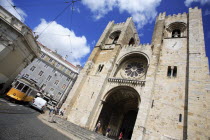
125,62,145,77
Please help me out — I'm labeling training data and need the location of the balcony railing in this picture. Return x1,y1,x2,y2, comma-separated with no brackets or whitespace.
108,78,145,86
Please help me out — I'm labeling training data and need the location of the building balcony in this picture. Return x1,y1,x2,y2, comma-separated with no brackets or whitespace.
108,77,145,86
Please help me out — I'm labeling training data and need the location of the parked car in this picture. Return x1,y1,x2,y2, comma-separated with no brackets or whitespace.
30,97,47,112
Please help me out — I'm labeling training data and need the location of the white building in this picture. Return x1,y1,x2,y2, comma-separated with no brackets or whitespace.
0,6,40,94
20,43,80,107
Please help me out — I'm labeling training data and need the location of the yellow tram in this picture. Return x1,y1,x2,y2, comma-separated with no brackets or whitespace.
6,78,39,102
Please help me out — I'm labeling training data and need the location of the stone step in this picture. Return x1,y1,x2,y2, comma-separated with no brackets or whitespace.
54,116,112,140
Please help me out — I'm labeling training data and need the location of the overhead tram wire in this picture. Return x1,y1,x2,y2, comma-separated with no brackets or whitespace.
66,0,81,54
36,0,80,39
6,0,25,23
37,4,72,38
1,2,70,8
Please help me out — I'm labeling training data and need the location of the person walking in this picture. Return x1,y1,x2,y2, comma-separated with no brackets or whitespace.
118,132,123,140
95,121,101,133
106,126,111,137
48,106,56,123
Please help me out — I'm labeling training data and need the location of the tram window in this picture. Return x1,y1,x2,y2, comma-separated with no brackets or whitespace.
22,86,29,93
15,81,20,88
17,83,24,90
26,88,32,94
28,90,37,96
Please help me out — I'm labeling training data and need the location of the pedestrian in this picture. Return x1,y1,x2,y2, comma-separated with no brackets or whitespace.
106,126,111,137
48,106,56,123
59,108,66,116
118,132,123,140
95,121,101,133
49,106,53,115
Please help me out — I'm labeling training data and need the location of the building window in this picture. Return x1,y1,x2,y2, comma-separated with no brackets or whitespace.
38,71,44,76
30,66,36,71
54,80,59,85
49,58,53,62
24,74,29,78
52,69,56,73
60,73,63,77
62,84,66,89
63,67,67,72
56,63,60,67
167,66,177,78
44,64,48,68
36,59,41,63
50,88,54,94
41,84,46,90
41,53,45,58
66,77,70,81
47,75,52,81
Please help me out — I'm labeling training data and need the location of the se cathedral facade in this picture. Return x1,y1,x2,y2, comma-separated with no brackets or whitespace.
62,7,210,140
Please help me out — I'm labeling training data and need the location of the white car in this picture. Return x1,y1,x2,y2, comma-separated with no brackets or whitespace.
30,97,47,112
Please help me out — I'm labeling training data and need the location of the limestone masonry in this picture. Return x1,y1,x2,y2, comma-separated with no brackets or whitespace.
62,7,210,140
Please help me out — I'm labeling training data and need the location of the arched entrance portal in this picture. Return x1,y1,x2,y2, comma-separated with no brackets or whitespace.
97,86,140,139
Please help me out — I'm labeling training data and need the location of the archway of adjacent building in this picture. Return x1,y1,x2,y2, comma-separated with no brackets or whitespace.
96,86,140,139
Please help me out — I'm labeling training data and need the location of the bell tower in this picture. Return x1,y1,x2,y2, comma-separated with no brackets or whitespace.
62,17,140,128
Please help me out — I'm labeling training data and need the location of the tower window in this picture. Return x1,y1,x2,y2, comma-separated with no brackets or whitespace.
172,29,181,38
109,31,121,44
179,114,182,122
112,36,119,44
167,66,177,78
128,38,135,46
173,66,177,77
167,66,172,77
96,64,104,74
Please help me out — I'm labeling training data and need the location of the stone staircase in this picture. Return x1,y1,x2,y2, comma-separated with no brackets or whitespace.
54,116,112,140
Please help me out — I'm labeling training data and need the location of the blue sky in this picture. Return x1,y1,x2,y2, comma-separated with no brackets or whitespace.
0,0,210,67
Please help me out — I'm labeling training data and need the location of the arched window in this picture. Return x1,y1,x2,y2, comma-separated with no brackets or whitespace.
128,38,135,45
113,36,119,44
172,29,181,38
109,31,121,44
166,22,187,38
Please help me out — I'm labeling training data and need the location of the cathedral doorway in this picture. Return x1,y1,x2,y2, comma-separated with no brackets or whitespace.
96,86,140,139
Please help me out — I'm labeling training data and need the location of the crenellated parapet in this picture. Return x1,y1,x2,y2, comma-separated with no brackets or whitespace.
166,12,187,19
156,12,166,21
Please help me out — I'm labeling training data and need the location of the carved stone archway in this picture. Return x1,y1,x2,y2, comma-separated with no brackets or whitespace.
96,86,140,139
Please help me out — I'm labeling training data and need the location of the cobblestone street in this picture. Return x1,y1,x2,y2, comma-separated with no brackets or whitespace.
0,98,71,140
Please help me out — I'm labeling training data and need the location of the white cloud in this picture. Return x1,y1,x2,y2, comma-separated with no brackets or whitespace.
0,0,27,21
82,0,161,28
34,19,90,65
185,0,210,7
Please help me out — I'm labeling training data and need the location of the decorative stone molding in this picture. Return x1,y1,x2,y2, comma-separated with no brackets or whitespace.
108,77,145,86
